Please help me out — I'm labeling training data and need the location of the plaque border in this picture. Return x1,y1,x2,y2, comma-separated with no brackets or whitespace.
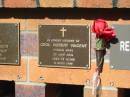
38,24,91,69
0,23,20,65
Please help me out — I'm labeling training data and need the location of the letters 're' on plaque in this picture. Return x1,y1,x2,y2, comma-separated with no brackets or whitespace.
110,25,130,70
0,23,19,65
39,25,90,68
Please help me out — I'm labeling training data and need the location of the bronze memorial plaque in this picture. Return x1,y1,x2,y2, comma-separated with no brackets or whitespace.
39,25,90,68
0,23,19,65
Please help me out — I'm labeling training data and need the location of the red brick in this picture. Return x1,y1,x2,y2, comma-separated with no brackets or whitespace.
118,0,130,8
4,0,36,8
77,0,112,8
0,19,27,31
26,19,89,31
40,0,73,7
0,57,26,81
26,19,39,31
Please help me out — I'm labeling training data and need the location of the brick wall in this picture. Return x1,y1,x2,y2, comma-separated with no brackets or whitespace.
0,8,130,88
0,0,130,92
0,0,129,8
0,1,129,97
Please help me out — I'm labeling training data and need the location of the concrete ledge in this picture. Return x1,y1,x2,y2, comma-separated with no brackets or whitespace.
15,82,46,97
15,82,46,86
84,86,118,97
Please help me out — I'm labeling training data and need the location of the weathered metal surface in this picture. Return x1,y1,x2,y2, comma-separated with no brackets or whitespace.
39,25,90,68
0,23,19,65
110,25,130,70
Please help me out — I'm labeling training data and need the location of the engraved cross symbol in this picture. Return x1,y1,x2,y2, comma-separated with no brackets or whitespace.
60,27,67,37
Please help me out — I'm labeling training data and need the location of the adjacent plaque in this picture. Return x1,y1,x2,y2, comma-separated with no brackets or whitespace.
110,25,130,70
0,23,19,64
39,25,90,68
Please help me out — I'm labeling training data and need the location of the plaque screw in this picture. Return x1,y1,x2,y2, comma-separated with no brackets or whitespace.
111,65,114,69
39,76,44,80
16,60,18,63
110,82,114,87
86,64,88,67
39,62,42,65
39,25,42,28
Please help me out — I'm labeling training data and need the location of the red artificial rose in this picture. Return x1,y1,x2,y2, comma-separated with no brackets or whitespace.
92,19,116,41
102,27,116,41
92,19,108,37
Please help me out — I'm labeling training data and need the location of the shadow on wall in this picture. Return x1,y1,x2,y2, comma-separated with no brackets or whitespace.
0,80,15,97
45,83,83,97
118,88,130,97
0,8,129,20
